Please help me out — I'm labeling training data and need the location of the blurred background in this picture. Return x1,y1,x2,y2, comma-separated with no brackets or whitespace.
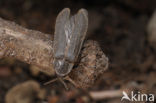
0,0,156,103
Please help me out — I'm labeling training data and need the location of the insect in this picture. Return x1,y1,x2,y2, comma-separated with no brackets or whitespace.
44,8,88,89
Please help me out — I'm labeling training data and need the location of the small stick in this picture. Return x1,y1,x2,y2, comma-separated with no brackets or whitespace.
0,15,108,88
89,89,130,100
89,90,123,100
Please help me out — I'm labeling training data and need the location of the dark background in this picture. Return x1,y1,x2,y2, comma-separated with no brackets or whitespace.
0,0,156,103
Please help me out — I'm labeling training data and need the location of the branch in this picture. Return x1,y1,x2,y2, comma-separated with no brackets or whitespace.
0,17,108,88
89,89,130,100
0,17,54,74
89,90,123,100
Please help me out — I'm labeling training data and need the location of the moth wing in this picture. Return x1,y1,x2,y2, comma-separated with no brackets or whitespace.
65,9,88,62
54,8,70,58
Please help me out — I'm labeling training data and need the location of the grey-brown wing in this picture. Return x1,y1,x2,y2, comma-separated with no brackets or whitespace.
54,8,70,58
65,9,88,62
54,8,88,62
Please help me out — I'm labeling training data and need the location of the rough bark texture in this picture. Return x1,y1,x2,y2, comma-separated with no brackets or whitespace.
0,17,108,88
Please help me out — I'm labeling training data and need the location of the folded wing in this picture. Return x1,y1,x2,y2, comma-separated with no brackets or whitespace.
54,8,88,63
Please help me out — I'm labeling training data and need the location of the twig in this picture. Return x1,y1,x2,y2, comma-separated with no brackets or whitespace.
0,17,54,74
89,89,130,100
0,17,108,88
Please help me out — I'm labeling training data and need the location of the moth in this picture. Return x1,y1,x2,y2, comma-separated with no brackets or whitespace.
45,8,88,89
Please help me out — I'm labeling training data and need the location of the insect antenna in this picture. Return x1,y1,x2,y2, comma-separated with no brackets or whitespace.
44,76,69,90
44,78,58,85
64,76,77,87
58,77,69,90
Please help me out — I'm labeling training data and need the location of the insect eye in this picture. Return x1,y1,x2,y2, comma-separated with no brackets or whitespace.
54,59,63,68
